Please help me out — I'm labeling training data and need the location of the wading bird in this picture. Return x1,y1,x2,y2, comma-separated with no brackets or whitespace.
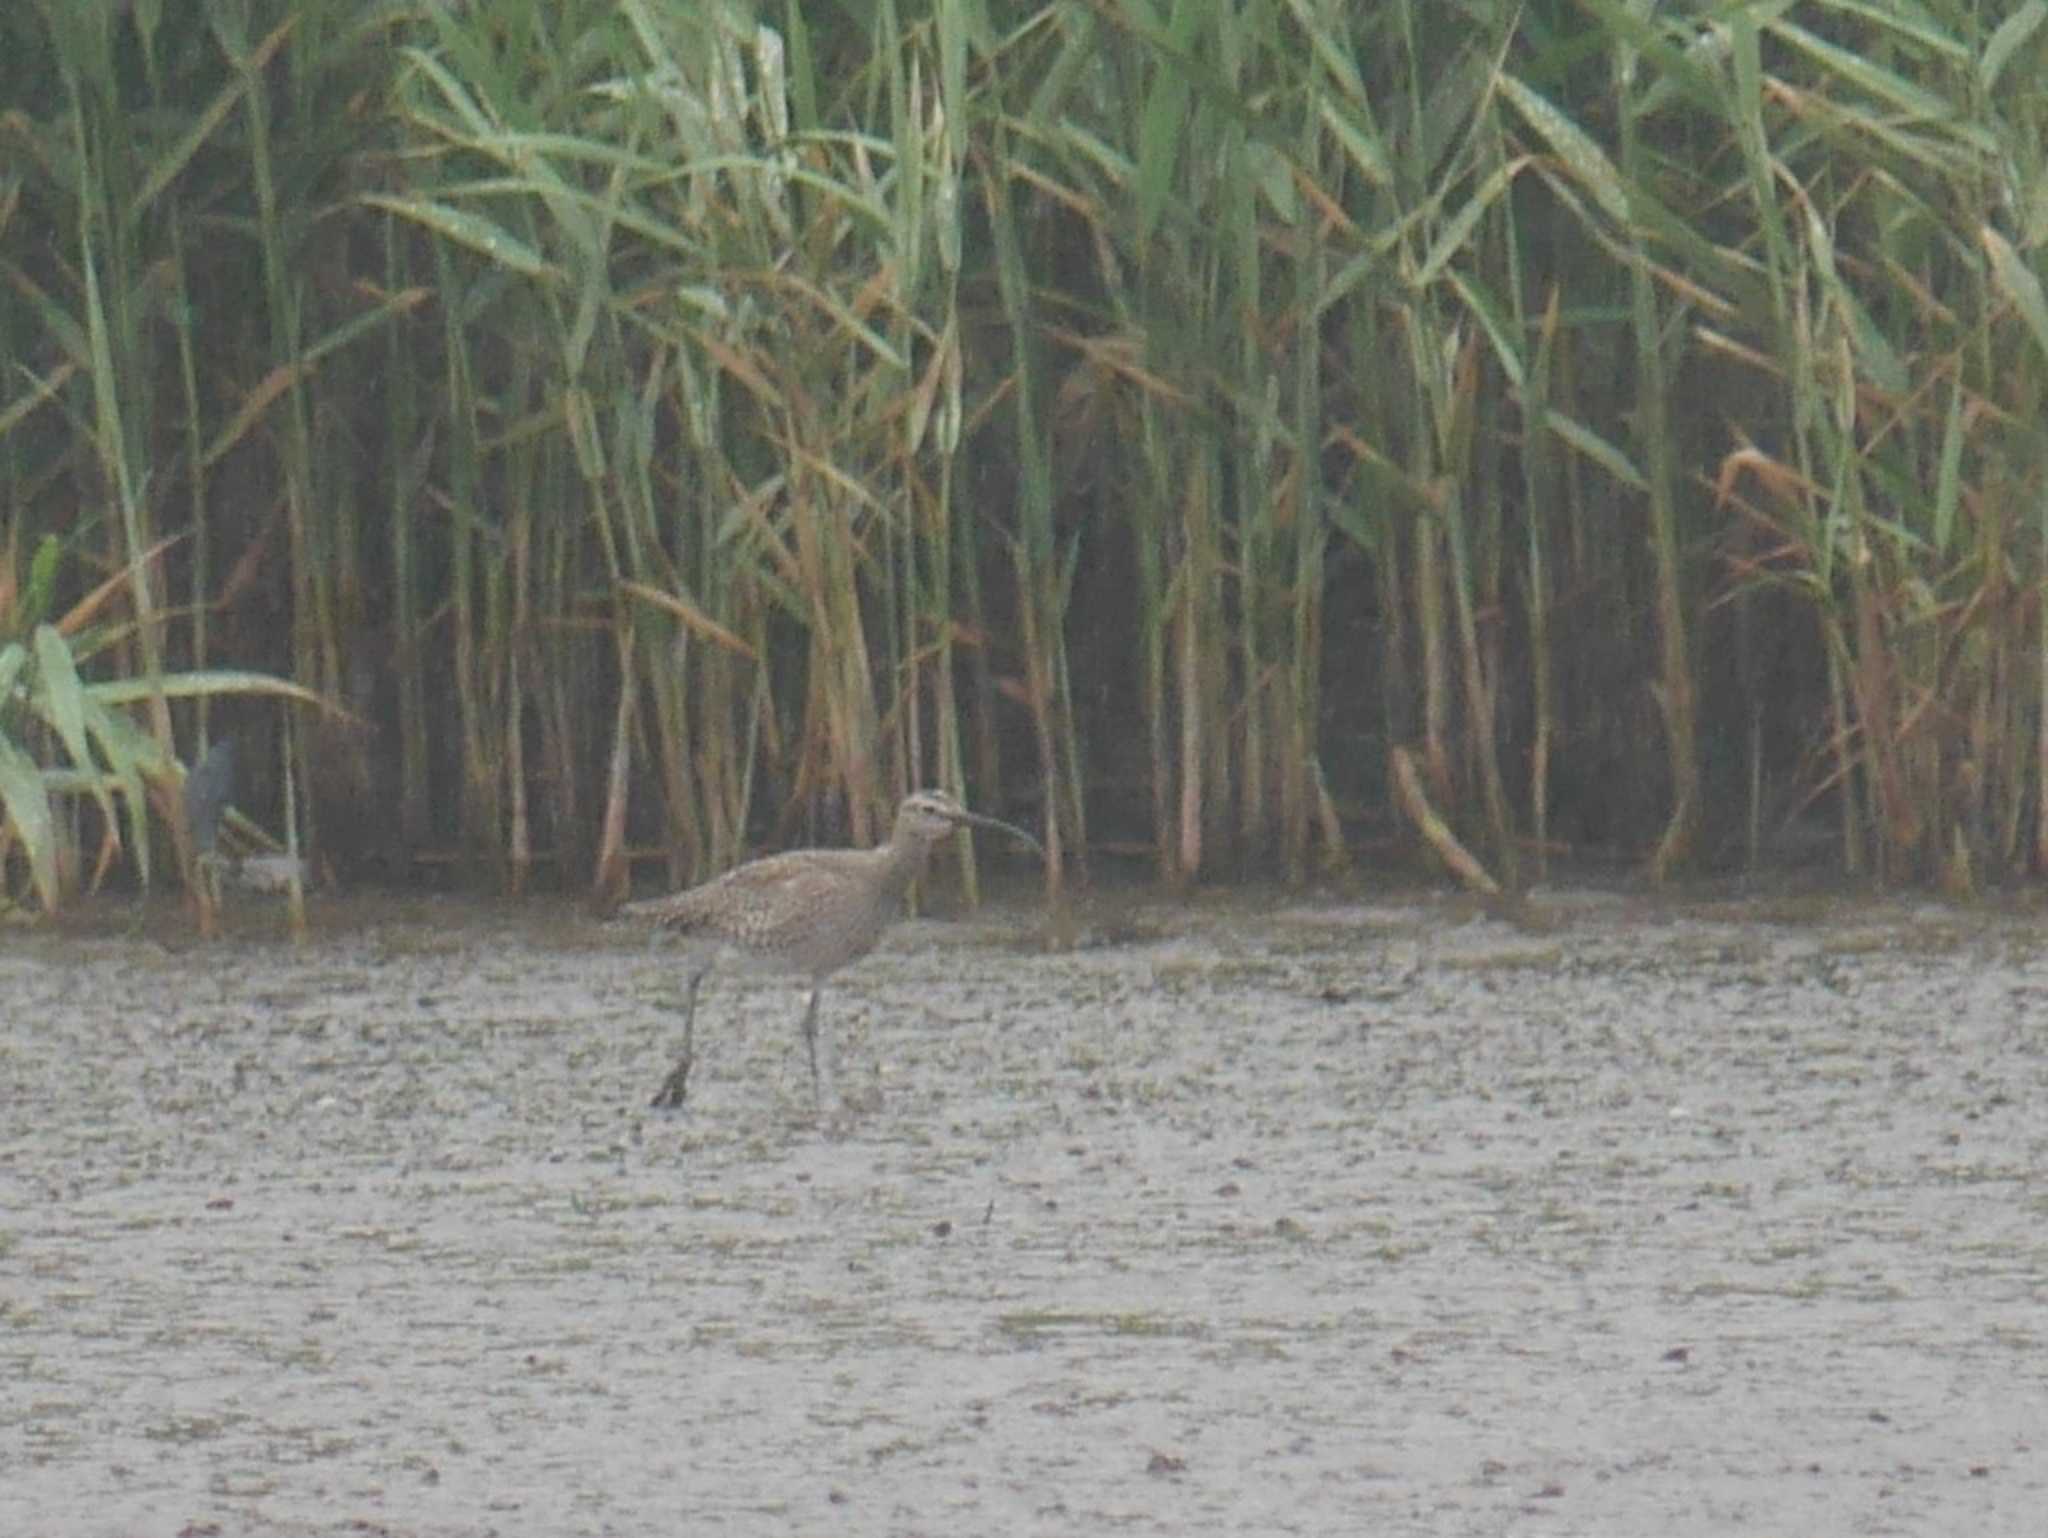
620,790,1041,1110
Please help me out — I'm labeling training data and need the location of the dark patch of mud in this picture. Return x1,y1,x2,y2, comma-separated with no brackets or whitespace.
4,886,2045,1535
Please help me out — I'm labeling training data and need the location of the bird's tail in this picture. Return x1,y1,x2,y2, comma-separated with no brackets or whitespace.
609,888,711,935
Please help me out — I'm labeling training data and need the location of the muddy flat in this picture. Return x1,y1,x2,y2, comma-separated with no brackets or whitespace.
3,886,2044,1536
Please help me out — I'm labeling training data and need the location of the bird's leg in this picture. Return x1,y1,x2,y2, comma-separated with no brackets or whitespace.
799,985,824,1110
649,969,706,1110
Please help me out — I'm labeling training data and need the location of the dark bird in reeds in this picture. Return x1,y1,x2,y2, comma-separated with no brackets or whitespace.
183,737,237,857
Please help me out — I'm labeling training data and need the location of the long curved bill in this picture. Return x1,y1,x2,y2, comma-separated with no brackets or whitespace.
946,806,1044,857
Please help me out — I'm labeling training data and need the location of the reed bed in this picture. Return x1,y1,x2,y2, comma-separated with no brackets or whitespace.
4,0,2047,909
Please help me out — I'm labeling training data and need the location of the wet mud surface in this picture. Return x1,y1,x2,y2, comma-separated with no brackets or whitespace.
4,885,2046,1536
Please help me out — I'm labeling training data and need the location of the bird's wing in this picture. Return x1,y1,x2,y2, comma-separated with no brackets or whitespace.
621,850,868,942
183,738,238,855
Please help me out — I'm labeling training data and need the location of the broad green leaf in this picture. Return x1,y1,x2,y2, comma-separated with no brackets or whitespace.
1327,488,1383,554
79,694,159,882
1444,270,1524,392
1497,73,1630,228
131,19,281,217
1983,226,2048,368
399,44,502,143
1417,160,1519,289
1981,2,2048,95
26,536,63,630
1574,0,1738,120
1802,203,1908,396
1810,0,1969,61
84,670,334,716
1136,36,1192,248
31,625,118,841
1545,412,1649,491
1318,92,1394,189
1931,378,1964,559
0,734,59,911
361,195,560,280
1768,17,1997,157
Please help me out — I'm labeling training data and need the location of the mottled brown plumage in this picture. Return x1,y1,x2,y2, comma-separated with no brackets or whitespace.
621,790,1040,1109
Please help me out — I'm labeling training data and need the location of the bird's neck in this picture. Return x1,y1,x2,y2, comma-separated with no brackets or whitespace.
875,838,933,905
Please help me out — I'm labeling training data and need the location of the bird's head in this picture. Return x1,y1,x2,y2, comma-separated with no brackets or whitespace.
894,790,1042,855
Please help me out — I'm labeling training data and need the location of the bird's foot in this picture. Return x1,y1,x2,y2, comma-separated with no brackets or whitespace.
649,1061,692,1111
816,1102,855,1141
838,1081,884,1117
